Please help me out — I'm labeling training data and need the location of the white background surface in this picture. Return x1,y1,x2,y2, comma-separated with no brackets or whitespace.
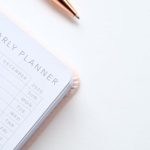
0,0,150,150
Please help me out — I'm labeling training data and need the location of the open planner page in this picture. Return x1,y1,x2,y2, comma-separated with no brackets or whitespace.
0,11,72,150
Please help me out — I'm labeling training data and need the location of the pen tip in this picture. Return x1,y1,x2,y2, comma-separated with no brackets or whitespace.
75,15,80,19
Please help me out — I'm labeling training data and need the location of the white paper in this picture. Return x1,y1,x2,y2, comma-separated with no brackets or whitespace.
0,11,72,150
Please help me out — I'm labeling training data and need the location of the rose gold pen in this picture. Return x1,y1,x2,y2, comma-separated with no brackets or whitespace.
51,0,79,19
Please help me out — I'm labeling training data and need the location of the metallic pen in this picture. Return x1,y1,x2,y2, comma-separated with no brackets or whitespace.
51,0,79,19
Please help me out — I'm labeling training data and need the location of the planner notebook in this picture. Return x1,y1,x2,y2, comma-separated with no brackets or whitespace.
0,10,78,150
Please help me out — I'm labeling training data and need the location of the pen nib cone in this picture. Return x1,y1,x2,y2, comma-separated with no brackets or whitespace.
52,0,79,19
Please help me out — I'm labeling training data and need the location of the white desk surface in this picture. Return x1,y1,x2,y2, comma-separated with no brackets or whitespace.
0,0,150,150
